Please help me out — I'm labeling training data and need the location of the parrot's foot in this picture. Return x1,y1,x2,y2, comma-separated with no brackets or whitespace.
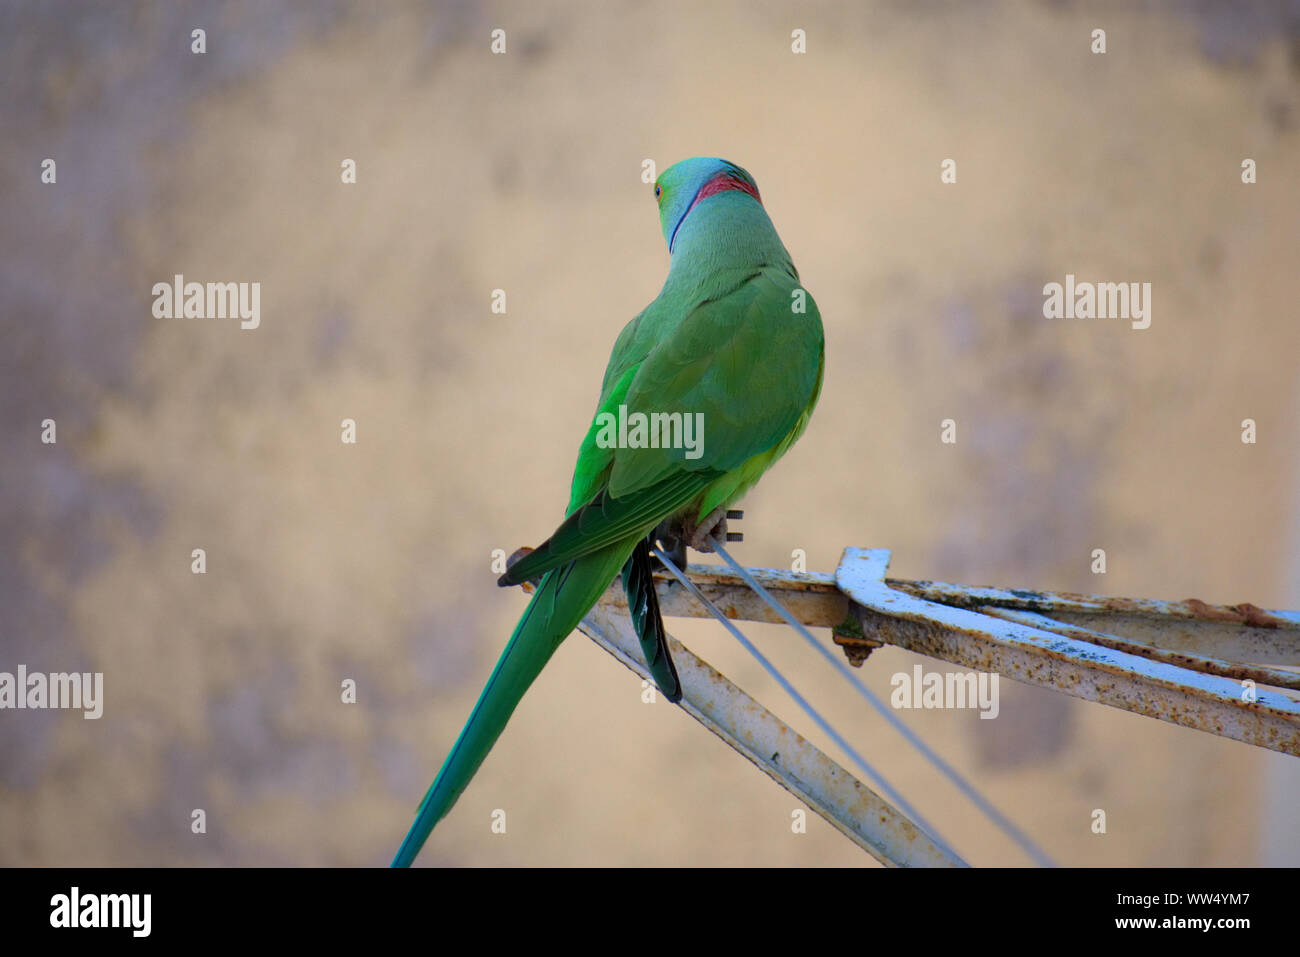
684,506,727,553
653,508,744,569
685,506,746,553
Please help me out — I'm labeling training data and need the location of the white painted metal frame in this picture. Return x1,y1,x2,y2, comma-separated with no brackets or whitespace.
572,546,1300,865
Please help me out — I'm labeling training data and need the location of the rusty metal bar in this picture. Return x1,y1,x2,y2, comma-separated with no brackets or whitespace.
835,548,1300,757
600,563,1300,667
589,551,1300,755
599,562,850,627
978,606,1300,692
884,579,1300,666
575,601,966,867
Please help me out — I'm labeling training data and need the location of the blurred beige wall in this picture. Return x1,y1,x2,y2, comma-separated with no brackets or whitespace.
1,0,1297,865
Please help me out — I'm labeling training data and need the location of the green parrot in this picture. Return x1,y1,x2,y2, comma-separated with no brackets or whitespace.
392,157,824,866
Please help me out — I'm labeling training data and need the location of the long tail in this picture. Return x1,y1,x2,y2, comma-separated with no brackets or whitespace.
392,539,636,867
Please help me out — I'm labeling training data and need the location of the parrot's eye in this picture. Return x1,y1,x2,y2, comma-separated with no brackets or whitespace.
654,185,662,200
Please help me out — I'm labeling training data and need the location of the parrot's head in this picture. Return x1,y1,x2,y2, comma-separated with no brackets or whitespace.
654,157,762,253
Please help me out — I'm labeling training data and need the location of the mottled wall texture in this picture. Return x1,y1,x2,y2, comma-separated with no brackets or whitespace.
2,0,1298,865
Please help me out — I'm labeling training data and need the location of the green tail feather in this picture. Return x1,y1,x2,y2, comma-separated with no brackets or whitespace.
392,540,636,867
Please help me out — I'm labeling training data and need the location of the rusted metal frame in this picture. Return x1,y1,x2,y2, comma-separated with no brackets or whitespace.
883,579,1300,666
704,536,1056,868
601,563,1300,668
594,556,1300,699
647,544,964,861
608,541,1300,847
599,562,852,628
575,601,966,867
835,549,1300,757
979,606,1300,692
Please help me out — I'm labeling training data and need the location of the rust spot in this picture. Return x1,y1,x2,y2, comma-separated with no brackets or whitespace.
1101,596,1146,615
833,632,881,667
1185,598,1285,629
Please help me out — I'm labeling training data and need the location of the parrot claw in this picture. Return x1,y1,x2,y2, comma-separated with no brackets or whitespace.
653,506,743,565
685,506,729,553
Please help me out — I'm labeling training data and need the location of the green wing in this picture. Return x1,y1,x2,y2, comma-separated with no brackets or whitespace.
501,265,822,588
608,265,822,497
